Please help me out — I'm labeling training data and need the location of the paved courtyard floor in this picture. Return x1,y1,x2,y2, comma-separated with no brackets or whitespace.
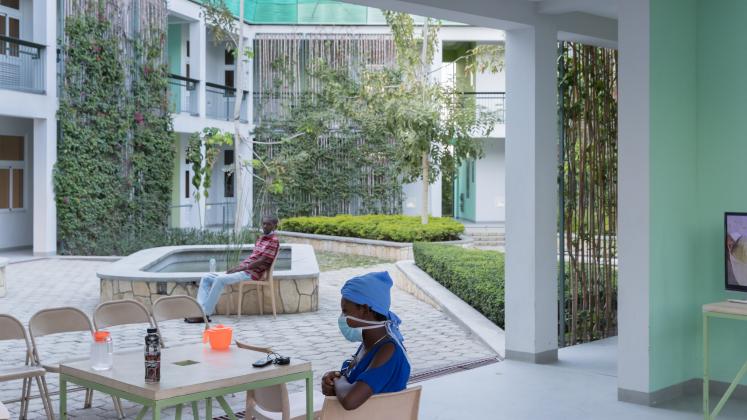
0,258,496,419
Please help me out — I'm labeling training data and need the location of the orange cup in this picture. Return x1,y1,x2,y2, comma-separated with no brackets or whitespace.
202,324,232,350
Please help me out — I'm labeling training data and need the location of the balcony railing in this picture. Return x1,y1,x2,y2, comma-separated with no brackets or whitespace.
168,73,199,116
460,92,505,124
206,82,248,122
0,35,45,94
253,91,507,126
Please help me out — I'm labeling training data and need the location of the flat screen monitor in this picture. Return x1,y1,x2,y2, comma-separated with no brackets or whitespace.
725,212,747,291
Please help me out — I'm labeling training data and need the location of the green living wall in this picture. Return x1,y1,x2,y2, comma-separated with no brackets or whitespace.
649,0,747,393
55,7,174,255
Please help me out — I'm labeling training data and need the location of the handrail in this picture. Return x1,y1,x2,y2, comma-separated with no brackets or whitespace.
169,73,199,84
457,91,506,95
0,35,45,50
206,81,249,94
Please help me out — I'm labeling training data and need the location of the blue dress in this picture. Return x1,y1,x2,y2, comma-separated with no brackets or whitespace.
341,337,411,394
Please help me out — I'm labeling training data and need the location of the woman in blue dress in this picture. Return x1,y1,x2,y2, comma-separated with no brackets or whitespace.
321,271,411,410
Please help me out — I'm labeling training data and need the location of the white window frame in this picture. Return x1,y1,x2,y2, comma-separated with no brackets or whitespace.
0,134,27,213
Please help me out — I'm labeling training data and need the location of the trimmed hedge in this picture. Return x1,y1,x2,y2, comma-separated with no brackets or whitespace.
413,243,505,328
280,215,464,243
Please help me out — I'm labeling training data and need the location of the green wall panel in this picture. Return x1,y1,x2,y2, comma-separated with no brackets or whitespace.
649,0,747,392
648,0,698,392
167,24,182,114
695,0,747,387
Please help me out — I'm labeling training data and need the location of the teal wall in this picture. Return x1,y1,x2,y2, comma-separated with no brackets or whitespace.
695,0,747,387
649,0,698,392
454,159,476,221
167,24,182,113
649,0,747,392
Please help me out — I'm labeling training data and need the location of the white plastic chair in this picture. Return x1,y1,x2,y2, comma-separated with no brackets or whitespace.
319,386,422,420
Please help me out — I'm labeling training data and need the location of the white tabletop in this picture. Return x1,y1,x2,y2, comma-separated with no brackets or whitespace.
703,301,747,317
59,343,311,401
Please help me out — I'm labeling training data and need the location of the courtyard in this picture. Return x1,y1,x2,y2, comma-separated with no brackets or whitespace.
0,256,497,419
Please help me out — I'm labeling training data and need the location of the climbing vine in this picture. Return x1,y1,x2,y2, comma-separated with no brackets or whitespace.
55,5,174,255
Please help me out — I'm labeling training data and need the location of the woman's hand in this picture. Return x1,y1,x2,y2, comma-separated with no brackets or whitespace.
321,371,341,396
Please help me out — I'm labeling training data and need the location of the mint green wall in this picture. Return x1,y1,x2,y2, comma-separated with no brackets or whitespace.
648,0,698,392
454,160,476,221
167,25,182,113
695,0,747,386
649,0,747,392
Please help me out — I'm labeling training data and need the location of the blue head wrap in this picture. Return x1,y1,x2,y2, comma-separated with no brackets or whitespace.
341,271,405,344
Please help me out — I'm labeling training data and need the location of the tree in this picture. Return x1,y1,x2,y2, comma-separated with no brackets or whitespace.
186,127,233,227
380,12,500,224
201,0,252,231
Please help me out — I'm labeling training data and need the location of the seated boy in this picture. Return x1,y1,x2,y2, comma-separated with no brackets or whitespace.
185,216,279,323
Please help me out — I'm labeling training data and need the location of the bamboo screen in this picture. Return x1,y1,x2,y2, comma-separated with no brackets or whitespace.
252,33,402,217
558,42,618,346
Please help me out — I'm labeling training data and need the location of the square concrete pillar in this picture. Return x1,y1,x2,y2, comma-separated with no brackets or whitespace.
504,24,559,364
190,20,207,118
33,118,57,256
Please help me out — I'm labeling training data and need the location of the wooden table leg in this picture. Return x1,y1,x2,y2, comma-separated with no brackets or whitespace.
216,396,238,420
135,406,149,420
152,402,161,420
191,401,200,420
206,397,212,420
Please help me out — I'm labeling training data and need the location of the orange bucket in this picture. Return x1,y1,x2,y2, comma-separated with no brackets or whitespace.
202,324,232,350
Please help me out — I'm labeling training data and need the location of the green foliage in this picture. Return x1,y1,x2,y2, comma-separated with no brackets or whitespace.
55,11,174,255
280,215,464,242
413,243,505,328
186,127,233,202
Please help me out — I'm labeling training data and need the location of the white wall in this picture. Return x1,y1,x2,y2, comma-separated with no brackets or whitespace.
402,177,442,218
206,32,227,85
0,116,33,249
475,138,505,222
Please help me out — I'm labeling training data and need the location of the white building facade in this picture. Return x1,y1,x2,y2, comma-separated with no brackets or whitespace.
0,0,505,254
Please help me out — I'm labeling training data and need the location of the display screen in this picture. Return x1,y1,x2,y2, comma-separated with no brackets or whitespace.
725,212,747,291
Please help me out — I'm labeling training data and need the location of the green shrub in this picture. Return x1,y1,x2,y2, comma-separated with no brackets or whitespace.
280,215,464,242
413,243,505,328
60,228,258,257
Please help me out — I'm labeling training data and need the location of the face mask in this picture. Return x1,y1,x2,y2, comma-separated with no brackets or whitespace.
337,313,387,342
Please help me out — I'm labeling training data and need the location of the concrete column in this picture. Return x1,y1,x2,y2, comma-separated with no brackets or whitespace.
33,118,57,256
617,0,651,403
238,32,253,227
190,20,207,118
504,24,559,364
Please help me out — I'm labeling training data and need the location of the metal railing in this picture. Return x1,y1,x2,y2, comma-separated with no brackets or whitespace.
206,82,248,122
459,92,505,124
205,201,236,231
252,91,506,126
168,73,199,116
0,35,45,94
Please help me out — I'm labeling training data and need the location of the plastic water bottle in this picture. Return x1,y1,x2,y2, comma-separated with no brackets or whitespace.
209,258,216,273
91,331,113,371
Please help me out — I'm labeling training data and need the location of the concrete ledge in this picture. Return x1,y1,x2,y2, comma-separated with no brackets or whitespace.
619,378,747,406
393,260,505,358
505,349,558,364
278,230,472,261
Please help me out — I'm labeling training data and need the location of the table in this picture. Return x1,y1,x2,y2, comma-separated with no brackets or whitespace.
702,301,747,420
59,343,313,420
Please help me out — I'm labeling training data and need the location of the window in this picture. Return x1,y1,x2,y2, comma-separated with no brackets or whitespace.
224,49,234,65
186,63,190,79
224,150,234,198
0,0,19,9
184,171,190,199
186,40,190,58
224,70,234,88
0,13,20,56
0,135,25,210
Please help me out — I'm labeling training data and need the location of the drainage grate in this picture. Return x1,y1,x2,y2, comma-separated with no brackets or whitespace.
407,356,502,384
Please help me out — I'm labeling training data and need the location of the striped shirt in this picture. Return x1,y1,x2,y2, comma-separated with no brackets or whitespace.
242,233,280,280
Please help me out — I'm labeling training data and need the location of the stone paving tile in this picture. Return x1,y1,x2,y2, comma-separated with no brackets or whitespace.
0,259,496,419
